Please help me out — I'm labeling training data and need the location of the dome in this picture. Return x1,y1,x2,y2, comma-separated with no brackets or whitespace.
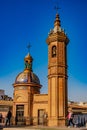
15,71,40,84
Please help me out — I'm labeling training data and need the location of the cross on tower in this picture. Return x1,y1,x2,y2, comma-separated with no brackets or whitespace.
54,5,61,14
27,43,31,54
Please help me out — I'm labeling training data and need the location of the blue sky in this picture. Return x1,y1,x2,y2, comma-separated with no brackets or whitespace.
0,0,87,102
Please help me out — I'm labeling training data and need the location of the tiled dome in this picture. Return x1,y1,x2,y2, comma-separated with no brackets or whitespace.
15,71,40,84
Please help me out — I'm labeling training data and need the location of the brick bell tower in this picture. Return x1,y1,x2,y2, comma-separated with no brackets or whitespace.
46,13,69,126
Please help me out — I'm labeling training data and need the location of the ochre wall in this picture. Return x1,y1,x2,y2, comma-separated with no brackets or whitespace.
33,94,48,125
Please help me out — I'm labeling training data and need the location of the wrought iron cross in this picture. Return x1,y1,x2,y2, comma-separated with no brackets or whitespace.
54,5,61,14
27,43,31,53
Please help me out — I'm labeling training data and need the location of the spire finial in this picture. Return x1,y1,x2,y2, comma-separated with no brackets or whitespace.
53,4,61,31
27,43,31,54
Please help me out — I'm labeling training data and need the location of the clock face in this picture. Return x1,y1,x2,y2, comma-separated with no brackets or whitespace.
16,73,28,83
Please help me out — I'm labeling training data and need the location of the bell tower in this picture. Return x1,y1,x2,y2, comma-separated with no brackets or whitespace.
46,13,69,126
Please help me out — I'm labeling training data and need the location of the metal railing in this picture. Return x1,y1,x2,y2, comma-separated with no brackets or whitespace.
11,116,48,126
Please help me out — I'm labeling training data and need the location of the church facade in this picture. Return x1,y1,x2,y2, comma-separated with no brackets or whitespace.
12,13,69,126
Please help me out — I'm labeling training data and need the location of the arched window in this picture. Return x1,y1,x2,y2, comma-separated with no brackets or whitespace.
52,45,56,57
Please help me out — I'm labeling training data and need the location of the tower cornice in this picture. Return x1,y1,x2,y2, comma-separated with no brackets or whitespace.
46,32,69,45
47,74,68,79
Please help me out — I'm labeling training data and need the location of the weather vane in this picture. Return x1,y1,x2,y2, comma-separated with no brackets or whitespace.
27,43,31,54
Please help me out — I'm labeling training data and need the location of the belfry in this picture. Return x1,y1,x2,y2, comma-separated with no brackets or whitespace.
12,12,69,126
46,13,69,126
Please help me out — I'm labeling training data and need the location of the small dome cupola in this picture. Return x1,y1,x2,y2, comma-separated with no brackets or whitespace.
15,52,41,84
14,45,41,85
24,53,33,72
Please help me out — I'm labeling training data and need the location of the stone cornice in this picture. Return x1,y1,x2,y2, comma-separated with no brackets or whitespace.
46,32,69,45
47,74,68,79
33,101,48,104
0,100,13,106
48,64,68,69
13,83,42,88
